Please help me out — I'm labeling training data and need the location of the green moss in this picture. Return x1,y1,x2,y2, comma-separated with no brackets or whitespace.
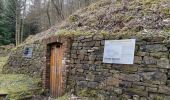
0,57,8,73
161,8,170,16
153,95,164,100
78,88,98,97
127,88,147,97
56,94,70,100
100,30,109,37
87,0,111,11
69,15,79,22
0,74,42,99
56,29,94,36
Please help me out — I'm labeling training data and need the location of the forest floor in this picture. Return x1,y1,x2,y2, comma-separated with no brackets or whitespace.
0,56,42,100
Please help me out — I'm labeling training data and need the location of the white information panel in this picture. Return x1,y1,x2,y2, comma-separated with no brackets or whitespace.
103,39,136,64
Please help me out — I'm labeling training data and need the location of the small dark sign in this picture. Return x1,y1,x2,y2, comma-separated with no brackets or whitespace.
23,47,33,58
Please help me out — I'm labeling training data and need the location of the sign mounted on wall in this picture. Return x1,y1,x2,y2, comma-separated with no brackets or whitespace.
23,47,33,58
103,39,136,64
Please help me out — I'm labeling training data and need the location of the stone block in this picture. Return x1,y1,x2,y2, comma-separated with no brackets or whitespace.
71,68,76,75
82,64,89,70
87,82,99,88
134,56,142,64
151,72,167,82
78,43,83,46
157,58,170,69
77,36,85,40
106,77,120,87
94,76,104,82
133,82,158,88
113,88,123,95
167,80,170,87
86,72,95,81
143,56,157,65
158,86,170,94
109,96,119,100
140,72,167,84
77,81,87,88
145,44,168,52
79,49,87,54
93,35,103,40
136,51,149,56
88,55,96,61
76,77,86,81
120,65,138,73
126,88,148,97
146,87,157,92
138,66,157,72
95,41,101,46
140,97,147,100
150,52,168,59
119,81,132,88
132,95,140,100
121,74,141,82
77,69,84,73
109,70,119,74
71,50,76,54
165,96,170,100
149,93,165,100
132,84,145,90
101,40,104,46
72,42,78,47
86,41,95,47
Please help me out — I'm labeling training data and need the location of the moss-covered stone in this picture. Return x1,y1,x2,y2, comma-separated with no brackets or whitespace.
77,88,98,97
126,88,148,97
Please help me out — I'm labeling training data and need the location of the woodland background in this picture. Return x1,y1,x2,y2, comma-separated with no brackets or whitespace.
0,0,97,45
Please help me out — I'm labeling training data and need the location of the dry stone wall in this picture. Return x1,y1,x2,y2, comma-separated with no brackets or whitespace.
67,34,170,100
3,41,46,78
2,33,170,100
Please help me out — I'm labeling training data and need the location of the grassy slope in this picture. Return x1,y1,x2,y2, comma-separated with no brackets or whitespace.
58,0,170,37
0,56,42,100
0,57,8,73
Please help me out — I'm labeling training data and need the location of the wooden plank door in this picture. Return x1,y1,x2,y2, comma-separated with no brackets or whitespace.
50,44,63,98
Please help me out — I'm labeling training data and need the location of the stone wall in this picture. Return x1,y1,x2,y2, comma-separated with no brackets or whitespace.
3,41,46,78
67,34,170,100
3,33,170,99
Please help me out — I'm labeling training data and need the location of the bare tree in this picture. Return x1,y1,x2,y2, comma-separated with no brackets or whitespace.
21,0,27,43
18,0,98,41
51,0,64,20
15,0,21,46
47,0,51,26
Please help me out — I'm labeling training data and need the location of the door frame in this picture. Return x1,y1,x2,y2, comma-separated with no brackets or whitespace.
43,37,72,98
50,43,63,98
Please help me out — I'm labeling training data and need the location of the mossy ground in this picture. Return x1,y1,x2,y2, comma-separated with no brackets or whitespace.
55,94,70,100
0,56,42,100
0,57,8,73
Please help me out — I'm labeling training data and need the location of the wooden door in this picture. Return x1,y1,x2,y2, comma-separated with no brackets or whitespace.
50,44,63,98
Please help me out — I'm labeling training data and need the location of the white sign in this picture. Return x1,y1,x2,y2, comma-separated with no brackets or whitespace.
103,39,136,64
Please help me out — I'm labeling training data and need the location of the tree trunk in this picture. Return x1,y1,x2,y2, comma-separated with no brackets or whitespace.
21,0,27,43
15,0,21,46
47,0,51,27
51,0,64,20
